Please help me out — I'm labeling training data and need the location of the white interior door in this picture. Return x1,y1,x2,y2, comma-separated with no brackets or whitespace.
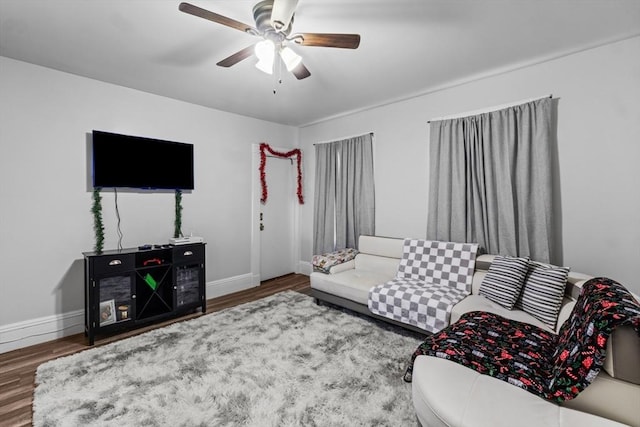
260,156,295,281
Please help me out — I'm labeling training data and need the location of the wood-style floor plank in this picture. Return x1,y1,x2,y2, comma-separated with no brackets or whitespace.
0,274,311,427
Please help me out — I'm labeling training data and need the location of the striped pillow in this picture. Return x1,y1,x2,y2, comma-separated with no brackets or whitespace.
516,261,570,329
478,255,529,309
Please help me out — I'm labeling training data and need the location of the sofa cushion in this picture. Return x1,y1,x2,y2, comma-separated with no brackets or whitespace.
323,259,356,275
412,356,627,427
310,269,391,305
516,261,570,329
354,253,400,278
451,294,555,332
358,235,404,258
478,255,530,309
404,311,557,395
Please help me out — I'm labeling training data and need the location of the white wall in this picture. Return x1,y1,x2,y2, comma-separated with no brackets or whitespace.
2,36,639,352
0,57,297,350
299,36,640,295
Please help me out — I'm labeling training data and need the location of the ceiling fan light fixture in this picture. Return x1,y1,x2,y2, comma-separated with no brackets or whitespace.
255,58,274,75
178,2,361,80
271,0,298,32
254,39,275,74
280,46,302,71
255,39,275,60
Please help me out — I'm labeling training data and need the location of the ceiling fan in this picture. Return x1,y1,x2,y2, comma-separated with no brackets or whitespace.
178,0,360,80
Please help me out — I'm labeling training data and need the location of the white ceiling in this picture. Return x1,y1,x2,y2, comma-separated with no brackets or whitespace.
1,0,639,127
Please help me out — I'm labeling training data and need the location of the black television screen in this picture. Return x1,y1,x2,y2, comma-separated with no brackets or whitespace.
92,130,194,190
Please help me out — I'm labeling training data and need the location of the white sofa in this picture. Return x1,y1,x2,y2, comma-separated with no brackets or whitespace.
310,235,640,427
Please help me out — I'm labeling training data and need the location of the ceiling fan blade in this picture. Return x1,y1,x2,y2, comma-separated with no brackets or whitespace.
179,2,256,34
293,33,360,49
217,45,255,68
291,62,311,80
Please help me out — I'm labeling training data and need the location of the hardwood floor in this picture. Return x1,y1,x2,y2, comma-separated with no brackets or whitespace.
0,274,311,427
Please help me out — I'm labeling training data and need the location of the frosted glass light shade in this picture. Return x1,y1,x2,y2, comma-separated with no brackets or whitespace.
255,40,275,60
255,40,275,74
280,46,302,71
255,58,274,75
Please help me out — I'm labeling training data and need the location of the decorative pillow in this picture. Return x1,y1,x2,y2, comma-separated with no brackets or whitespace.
478,255,530,309
312,248,359,274
515,261,570,329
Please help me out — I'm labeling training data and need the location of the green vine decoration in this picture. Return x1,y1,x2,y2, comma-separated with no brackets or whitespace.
174,189,183,238
92,188,105,253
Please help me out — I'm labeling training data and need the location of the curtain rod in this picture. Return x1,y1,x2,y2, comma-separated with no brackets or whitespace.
312,132,374,146
427,94,553,124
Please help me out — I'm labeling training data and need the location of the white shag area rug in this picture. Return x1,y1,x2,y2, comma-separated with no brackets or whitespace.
34,291,423,426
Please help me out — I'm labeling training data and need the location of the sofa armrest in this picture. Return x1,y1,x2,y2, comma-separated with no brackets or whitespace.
561,370,640,427
413,356,629,427
327,259,355,274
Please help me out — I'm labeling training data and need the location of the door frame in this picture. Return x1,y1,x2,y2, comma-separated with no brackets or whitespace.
250,143,301,286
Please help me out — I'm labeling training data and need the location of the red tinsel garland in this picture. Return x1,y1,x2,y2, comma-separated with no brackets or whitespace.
259,142,304,204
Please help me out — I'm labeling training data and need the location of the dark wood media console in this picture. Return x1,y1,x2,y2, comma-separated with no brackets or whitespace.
83,243,206,345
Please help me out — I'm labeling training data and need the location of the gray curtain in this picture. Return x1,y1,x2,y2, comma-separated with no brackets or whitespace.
427,98,554,263
313,142,337,255
313,133,375,255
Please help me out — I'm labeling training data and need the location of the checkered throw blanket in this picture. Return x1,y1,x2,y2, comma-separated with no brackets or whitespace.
368,239,479,333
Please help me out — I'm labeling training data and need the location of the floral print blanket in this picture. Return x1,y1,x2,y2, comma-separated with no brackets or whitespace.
312,248,359,274
403,277,640,402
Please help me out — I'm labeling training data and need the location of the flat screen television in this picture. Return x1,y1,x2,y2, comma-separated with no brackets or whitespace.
92,130,194,190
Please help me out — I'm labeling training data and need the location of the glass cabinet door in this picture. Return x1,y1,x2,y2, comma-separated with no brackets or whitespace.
175,265,201,307
97,275,134,327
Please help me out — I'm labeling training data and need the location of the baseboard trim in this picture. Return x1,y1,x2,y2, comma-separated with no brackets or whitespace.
0,309,85,354
206,273,256,299
251,273,261,287
0,273,259,354
298,261,312,276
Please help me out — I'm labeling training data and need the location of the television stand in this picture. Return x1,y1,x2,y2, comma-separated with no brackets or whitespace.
83,243,206,345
